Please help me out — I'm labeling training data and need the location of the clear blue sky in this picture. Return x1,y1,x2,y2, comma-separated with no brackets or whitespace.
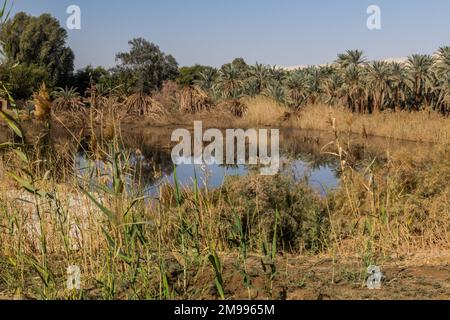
10,0,450,69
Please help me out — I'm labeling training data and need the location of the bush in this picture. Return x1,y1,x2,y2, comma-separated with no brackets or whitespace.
220,174,328,253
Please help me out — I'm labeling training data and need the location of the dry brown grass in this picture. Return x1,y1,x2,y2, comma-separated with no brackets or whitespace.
33,83,52,120
295,104,450,144
237,96,291,126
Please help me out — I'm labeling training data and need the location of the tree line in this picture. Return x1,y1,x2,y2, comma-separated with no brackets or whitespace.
1,12,449,116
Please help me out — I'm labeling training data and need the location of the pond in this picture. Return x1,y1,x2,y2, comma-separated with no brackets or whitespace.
75,127,433,196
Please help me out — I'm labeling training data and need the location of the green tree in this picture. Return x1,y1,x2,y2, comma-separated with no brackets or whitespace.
366,61,392,112
115,38,179,93
177,65,215,87
71,65,108,96
0,12,74,89
0,63,48,99
336,50,367,68
406,54,434,110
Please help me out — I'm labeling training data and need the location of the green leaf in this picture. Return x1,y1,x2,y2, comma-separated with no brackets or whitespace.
0,110,23,139
8,172,52,199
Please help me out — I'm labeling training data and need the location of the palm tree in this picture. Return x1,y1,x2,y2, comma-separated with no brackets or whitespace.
341,65,366,113
285,72,307,109
305,67,325,105
214,64,245,99
124,92,167,119
248,63,271,95
178,85,211,113
435,46,450,78
336,50,367,68
366,61,392,112
387,62,408,111
52,87,84,112
321,72,343,106
195,68,217,93
263,83,287,105
406,54,435,110
436,75,450,115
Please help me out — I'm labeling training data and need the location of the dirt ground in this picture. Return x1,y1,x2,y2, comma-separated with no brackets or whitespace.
0,250,448,300
189,250,450,300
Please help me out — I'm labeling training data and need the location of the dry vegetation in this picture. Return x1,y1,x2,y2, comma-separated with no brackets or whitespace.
294,104,450,144
0,111,448,299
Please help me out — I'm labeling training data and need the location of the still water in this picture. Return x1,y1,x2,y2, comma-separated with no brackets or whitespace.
75,127,431,196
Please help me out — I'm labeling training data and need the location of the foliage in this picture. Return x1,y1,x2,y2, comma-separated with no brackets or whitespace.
71,65,108,96
177,65,216,87
52,87,84,112
0,63,48,99
0,12,74,89
115,38,179,94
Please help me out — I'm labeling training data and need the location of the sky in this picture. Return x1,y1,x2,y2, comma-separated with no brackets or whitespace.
9,0,450,70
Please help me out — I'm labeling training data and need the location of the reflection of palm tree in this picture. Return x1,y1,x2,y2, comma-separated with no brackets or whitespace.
219,163,240,170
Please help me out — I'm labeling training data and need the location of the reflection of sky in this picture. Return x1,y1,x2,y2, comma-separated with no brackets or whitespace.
143,157,338,197
291,160,338,195
144,162,247,196
76,154,339,198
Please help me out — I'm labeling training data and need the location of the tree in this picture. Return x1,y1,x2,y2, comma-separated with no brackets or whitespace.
366,61,392,112
177,65,215,87
387,62,407,110
0,63,48,99
115,38,179,94
196,68,217,93
435,46,450,78
406,54,434,110
71,65,108,96
0,12,74,89
248,63,271,95
341,65,366,113
215,64,245,99
336,50,367,68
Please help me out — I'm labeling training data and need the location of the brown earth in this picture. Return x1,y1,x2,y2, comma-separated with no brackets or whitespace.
185,250,450,300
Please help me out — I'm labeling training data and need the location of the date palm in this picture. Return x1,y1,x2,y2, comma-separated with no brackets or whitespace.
285,72,307,109
304,67,325,105
215,64,245,99
406,54,435,110
336,50,367,68
179,85,210,113
263,83,286,105
435,75,450,115
340,65,367,113
435,46,450,78
321,73,343,106
366,61,392,112
249,63,271,95
387,62,408,110
124,91,166,119
195,68,217,93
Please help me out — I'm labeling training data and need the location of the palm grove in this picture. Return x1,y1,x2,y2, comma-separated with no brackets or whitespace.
1,12,450,117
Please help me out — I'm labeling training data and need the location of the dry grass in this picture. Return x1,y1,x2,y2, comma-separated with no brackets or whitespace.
238,96,291,126
33,84,52,120
0,98,449,300
295,104,450,144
